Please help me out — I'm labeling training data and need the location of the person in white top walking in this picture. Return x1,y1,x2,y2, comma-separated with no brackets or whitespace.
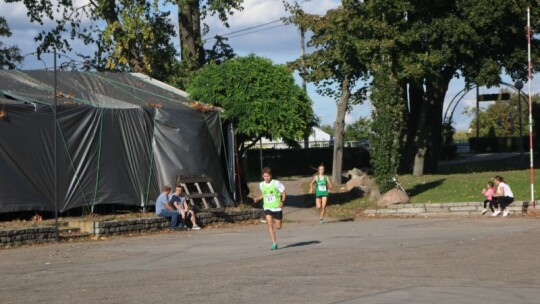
492,175,514,217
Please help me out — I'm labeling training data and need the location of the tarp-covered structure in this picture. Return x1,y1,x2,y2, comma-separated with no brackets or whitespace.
0,70,233,214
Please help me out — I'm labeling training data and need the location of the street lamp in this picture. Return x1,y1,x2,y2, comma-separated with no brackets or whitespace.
515,81,524,163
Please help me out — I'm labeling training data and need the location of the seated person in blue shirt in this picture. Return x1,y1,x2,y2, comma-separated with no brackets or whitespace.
170,185,201,230
155,185,183,230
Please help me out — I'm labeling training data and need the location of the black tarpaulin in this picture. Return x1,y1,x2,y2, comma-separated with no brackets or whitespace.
0,70,233,213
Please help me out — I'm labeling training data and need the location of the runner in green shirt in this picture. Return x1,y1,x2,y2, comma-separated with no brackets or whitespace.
254,167,287,250
309,164,333,224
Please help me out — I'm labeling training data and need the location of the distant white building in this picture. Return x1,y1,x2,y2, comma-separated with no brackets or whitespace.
255,127,332,149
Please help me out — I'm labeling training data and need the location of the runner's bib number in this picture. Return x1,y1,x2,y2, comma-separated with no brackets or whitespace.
318,185,327,192
265,194,277,203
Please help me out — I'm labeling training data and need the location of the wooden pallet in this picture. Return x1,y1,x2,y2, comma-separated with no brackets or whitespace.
175,175,222,209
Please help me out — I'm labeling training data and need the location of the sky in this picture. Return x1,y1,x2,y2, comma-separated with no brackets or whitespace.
1,0,539,131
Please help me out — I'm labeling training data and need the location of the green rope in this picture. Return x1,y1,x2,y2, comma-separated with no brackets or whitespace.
91,108,105,213
81,71,191,106
9,71,101,107
143,109,158,209
119,110,146,203
216,113,234,195
1,91,49,106
79,71,161,108
55,119,92,211
4,89,96,210
11,70,52,92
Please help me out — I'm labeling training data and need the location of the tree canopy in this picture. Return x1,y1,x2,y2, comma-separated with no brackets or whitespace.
287,1,369,184
6,0,243,83
344,118,371,142
290,0,540,182
465,91,540,137
0,16,22,69
187,55,315,153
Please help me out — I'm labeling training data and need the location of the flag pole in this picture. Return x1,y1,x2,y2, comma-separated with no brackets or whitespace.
527,7,536,212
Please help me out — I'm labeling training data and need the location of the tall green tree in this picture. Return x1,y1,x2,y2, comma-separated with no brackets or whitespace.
99,1,178,79
357,0,408,192
465,91,540,137
175,0,242,71
386,0,540,175
187,55,315,154
344,117,371,142
287,2,369,185
204,35,235,64
8,0,243,82
370,66,406,192
0,17,22,69
315,0,540,177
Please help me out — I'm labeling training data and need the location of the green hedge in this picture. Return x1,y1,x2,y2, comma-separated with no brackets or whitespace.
440,144,458,160
469,136,529,153
244,147,370,180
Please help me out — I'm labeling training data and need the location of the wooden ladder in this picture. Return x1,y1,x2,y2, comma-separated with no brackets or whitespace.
175,175,222,209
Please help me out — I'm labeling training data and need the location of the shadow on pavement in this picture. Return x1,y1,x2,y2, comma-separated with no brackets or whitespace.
281,240,321,249
285,194,312,208
287,192,363,209
329,218,355,222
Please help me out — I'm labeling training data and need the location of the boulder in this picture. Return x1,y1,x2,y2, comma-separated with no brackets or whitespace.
347,175,376,198
377,189,410,207
346,176,365,191
346,168,365,179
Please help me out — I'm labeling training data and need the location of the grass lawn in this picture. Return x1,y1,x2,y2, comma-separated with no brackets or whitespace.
322,156,539,218
403,157,537,203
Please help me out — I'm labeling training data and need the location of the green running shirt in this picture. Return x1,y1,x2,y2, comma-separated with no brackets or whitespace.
315,175,329,197
261,180,283,209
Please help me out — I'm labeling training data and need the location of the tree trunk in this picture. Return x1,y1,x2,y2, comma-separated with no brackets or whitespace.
412,84,429,177
425,77,451,172
411,75,452,176
401,81,423,173
413,79,430,176
177,0,204,69
331,74,351,185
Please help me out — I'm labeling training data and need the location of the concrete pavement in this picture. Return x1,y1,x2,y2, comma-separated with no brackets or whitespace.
2,218,540,304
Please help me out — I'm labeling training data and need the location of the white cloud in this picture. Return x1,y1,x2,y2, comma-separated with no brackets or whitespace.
202,0,340,64
205,0,339,31
5,0,539,130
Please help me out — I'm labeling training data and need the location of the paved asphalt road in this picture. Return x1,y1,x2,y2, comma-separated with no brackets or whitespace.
2,218,540,304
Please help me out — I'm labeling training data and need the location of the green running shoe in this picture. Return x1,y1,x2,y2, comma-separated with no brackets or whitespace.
270,243,278,250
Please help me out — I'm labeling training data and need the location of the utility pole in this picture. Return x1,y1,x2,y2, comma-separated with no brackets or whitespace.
300,29,307,93
476,86,480,137
300,28,310,149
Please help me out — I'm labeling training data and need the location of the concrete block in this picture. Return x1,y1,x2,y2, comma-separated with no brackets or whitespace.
468,202,483,207
426,207,449,212
397,208,425,214
513,201,526,207
449,206,477,212
377,209,397,214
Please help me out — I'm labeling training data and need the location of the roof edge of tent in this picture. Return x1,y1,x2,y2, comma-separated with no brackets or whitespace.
130,72,224,113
